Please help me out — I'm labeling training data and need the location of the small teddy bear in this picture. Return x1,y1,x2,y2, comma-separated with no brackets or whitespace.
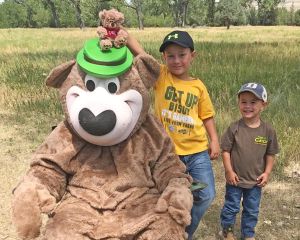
97,9,128,51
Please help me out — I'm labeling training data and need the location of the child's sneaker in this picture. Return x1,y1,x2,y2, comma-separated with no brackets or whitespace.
218,226,235,240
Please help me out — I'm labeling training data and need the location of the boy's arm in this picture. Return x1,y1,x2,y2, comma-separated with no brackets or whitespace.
222,151,239,186
203,117,220,160
126,32,146,56
257,154,275,187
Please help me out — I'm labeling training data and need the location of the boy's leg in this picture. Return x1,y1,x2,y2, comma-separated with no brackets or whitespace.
180,150,215,240
241,186,262,239
220,184,242,230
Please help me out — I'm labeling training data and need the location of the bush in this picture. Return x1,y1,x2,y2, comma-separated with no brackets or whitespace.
144,14,173,27
276,8,289,25
295,9,300,26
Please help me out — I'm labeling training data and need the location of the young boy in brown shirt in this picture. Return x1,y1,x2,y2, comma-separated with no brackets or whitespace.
219,83,279,240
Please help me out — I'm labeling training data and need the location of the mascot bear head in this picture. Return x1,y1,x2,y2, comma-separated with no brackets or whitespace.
46,38,159,145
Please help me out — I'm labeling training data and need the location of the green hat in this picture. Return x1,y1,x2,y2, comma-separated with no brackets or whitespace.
76,38,133,78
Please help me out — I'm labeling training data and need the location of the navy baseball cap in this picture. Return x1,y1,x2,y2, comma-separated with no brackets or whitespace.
159,30,194,52
238,83,268,102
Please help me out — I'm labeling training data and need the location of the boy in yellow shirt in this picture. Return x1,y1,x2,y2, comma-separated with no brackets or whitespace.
127,30,220,239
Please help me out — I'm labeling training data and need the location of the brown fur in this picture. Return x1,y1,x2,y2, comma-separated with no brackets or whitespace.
12,53,193,240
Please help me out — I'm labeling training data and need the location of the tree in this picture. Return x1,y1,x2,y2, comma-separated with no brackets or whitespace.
168,0,190,27
65,0,112,29
68,0,85,28
187,0,207,26
215,0,246,29
0,0,27,27
121,0,144,29
142,0,173,27
55,0,77,27
257,0,282,25
289,2,295,25
206,0,215,26
248,6,258,25
276,7,289,25
12,0,52,27
43,0,60,27
295,9,300,26
13,0,36,27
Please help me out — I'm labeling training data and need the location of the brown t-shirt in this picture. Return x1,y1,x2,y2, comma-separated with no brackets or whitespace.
221,119,279,188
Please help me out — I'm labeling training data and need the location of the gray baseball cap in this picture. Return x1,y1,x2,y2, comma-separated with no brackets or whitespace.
238,83,268,102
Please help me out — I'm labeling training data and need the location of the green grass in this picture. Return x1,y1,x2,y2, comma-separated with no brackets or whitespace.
0,26,300,176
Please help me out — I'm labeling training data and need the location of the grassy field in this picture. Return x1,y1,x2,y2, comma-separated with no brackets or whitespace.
0,26,299,239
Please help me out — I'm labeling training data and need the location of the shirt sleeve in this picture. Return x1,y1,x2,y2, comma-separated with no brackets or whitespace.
221,125,235,152
198,83,215,120
154,64,165,90
266,126,280,155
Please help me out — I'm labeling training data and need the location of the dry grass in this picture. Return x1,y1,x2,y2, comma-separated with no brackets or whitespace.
0,26,299,239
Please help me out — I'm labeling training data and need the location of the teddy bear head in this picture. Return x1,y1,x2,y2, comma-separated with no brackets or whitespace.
45,38,159,146
99,9,124,29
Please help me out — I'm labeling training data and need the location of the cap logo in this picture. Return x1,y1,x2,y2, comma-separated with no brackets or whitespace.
167,33,178,40
246,83,258,89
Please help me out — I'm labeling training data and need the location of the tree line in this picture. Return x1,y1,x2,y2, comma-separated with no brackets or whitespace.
1,0,300,29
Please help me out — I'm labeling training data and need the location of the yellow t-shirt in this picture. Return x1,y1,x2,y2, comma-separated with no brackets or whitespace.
154,65,215,155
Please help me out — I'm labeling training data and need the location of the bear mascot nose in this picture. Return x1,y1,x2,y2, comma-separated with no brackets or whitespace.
79,108,116,136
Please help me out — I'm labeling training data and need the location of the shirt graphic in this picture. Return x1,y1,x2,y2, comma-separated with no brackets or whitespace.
162,86,198,134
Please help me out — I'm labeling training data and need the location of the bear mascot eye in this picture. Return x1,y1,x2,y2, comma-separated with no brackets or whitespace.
86,80,96,91
108,82,117,93
105,78,120,94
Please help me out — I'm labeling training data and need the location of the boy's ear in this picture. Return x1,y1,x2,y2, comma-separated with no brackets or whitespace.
161,52,166,62
191,50,197,59
134,53,160,89
262,101,268,109
45,60,76,88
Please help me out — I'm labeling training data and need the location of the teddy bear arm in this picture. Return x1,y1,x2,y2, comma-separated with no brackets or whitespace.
117,29,128,37
114,37,127,48
97,26,108,39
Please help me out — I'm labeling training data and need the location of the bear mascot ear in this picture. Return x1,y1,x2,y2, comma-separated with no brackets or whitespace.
133,53,160,89
45,60,76,88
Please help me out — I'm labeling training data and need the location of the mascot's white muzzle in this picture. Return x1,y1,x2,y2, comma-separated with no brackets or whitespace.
66,85,142,146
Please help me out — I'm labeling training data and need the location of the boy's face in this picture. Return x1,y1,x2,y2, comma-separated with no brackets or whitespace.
162,44,196,80
238,92,267,122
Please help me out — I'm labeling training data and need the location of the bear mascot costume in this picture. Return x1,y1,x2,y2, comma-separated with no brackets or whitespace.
11,37,193,240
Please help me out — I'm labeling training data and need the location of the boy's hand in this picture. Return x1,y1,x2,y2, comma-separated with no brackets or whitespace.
257,172,269,187
209,140,220,160
225,170,239,186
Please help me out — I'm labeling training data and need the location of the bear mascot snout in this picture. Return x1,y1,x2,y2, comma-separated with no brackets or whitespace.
12,38,193,240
